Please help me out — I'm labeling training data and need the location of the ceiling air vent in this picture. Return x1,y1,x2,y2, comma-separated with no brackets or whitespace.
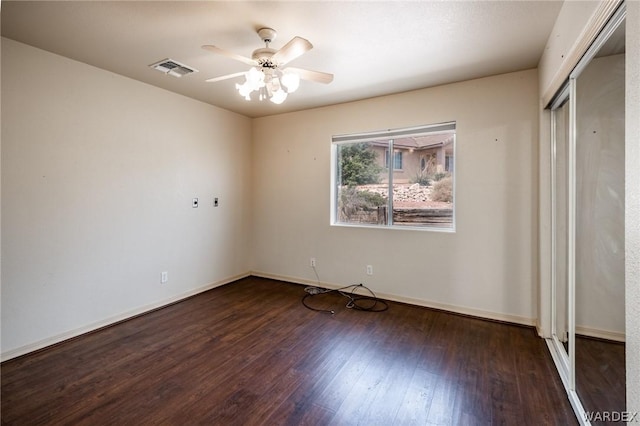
150,58,198,78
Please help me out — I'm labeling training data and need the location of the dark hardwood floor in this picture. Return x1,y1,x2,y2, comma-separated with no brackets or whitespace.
575,335,626,425
1,276,577,425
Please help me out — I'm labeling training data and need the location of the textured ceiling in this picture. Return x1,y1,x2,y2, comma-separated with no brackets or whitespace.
1,1,563,118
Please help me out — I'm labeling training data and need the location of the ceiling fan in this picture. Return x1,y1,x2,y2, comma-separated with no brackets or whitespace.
202,28,333,104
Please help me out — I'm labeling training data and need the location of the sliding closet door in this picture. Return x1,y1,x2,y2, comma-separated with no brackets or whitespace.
547,5,626,423
574,21,626,416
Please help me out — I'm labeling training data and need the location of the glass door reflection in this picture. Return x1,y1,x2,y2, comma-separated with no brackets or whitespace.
574,18,626,418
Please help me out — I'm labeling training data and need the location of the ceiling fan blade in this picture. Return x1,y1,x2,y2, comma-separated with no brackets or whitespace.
271,36,313,65
205,72,246,83
201,45,257,66
285,67,334,84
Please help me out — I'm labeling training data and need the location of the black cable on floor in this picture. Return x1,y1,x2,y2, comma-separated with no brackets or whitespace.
302,283,389,314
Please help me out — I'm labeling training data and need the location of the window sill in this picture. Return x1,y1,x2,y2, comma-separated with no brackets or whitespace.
330,221,455,233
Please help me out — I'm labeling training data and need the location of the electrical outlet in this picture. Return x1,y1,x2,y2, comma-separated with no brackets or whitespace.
192,198,199,208
161,271,168,283
310,257,317,267
366,265,373,275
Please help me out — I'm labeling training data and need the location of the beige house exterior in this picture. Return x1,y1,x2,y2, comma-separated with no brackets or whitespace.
369,133,454,184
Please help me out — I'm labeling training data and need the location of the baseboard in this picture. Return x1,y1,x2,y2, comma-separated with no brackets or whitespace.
251,271,536,327
576,325,625,343
1,272,250,362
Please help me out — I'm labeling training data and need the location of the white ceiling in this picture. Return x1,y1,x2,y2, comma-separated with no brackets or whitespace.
1,1,563,118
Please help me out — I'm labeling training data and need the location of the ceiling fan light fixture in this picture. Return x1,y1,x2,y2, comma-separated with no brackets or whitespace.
281,72,300,93
236,82,253,100
245,67,266,90
206,27,332,105
268,75,282,93
235,67,296,104
270,89,288,104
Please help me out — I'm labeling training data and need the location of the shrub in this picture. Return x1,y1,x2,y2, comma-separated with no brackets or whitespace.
339,187,387,221
411,172,431,186
338,143,383,185
432,172,449,182
357,190,387,208
431,176,453,202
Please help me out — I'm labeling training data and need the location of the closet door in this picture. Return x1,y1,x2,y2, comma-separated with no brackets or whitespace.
574,20,626,417
548,5,626,423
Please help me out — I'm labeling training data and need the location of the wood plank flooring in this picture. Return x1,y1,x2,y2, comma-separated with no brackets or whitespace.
575,335,626,423
1,276,577,425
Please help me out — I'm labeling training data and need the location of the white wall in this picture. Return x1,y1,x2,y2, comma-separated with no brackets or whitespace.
626,0,640,416
0,38,252,359
251,69,539,324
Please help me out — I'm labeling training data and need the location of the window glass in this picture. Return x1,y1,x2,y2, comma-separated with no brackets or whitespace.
332,123,455,230
385,150,403,170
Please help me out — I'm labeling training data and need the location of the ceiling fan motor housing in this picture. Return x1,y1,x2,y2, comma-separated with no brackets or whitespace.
257,27,277,44
254,28,278,67
252,48,277,67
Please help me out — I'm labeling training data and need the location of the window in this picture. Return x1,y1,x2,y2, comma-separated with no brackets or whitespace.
331,122,455,230
445,155,454,172
385,149,403,170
